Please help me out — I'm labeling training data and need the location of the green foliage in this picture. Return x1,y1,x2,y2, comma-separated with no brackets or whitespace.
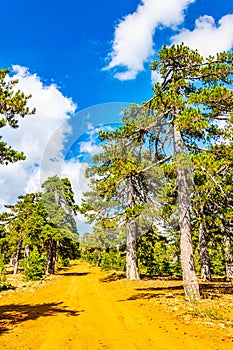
80,104,157,228
191,146,233,279
58,236,80,264
99,252,112,270
1,45,233,290
209,241,226,276
100,249,126,271
81,248,101,266
42,176,78,237
0,176,79,277
0,225,11,262
137,229,181,276
23,248,46,281
80,222,126,250
0,254,6,286
0,139,26,164
190,307,224,321
58,257,71,268
80,45,233,289
0,68,35,165
81,247,126,271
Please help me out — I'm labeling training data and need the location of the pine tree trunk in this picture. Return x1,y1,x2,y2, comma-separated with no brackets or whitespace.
14,237,22,275
126,218,140,280
199,221,211,281
24,244,30,259
220,220,233,280
126,177,140,280
224,232,233,280
46,239,57,274
173,125,200,301
97,247,102,267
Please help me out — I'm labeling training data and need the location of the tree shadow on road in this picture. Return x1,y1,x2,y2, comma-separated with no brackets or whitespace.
119,282,233,302
136,286,184,292
199,282,233,297
99,272,126,283
58,272,90,277
0,302,83,335
118,285,184,301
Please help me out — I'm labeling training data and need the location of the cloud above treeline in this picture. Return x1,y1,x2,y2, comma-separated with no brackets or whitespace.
105,0,233,81
104,0,195,80
0,66,76,204
172,14,233,56
0,67,112,232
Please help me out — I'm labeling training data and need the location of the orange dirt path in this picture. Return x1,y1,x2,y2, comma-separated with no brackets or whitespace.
0,261,232,349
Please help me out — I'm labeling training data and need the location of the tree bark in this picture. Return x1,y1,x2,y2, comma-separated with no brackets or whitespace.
97,247,102,267
45,239,57,274
199,221,211,281
14,237,22,275
126,218,140,280
220,220,233,280
126,177,140,280
173,125,200,301
224,231,233,280
24,244,30,259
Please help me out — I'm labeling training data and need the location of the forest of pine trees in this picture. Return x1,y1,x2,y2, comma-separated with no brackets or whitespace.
0,44,233,302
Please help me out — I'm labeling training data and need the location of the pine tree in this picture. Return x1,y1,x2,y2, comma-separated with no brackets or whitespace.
192,146,233,280
0,177,78,277
42,176,78,274
0,68,35,164
0,193,42,274
145,44,233,301
80,111,157,280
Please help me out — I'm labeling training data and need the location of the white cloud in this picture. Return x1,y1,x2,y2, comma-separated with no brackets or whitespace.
151,70,163,84
171,14,233,56
79,140,102,156
61,160,89,205
61,159,93,233
0,66,76,205
104,0,195,80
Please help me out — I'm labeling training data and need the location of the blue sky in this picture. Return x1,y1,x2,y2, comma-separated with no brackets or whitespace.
0,0,149,108
1,0,232,109
0,0,232,231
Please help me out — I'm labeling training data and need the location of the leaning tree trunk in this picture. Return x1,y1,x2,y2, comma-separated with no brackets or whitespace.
199,220,211,282
126,177,140,280
174,125,200,301
45,239,57,274
13,237,22,275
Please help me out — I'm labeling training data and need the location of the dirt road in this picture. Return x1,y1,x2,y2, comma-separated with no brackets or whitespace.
0,261,232,349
